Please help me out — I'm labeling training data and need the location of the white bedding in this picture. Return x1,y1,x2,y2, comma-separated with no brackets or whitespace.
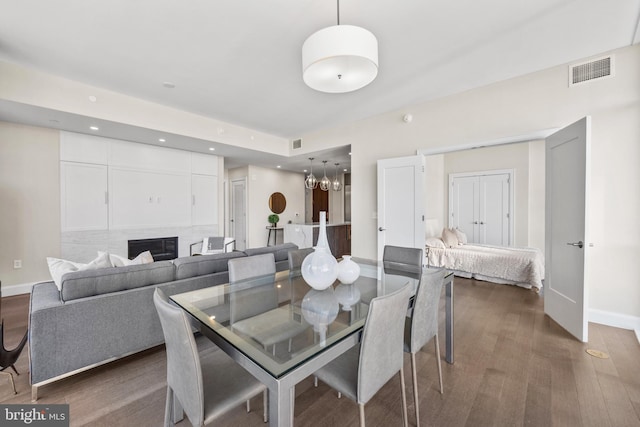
426,244,544,290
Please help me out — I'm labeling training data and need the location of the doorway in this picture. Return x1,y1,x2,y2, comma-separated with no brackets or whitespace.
312,186,329,222
230,178,247,250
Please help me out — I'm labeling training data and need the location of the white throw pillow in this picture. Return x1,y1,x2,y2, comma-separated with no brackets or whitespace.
441,228,459,248
453,228,468,245
425,237,446,249
47,252,112,291
99,251,154,267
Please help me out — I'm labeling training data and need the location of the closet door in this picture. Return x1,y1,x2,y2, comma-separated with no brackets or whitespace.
449,176,479,241
478,173,510,246
449,171,512,245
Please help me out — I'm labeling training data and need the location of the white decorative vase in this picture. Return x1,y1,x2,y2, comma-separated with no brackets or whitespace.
301,288,339,346
337,255,360,284
334,283,361,311
301,212,338,291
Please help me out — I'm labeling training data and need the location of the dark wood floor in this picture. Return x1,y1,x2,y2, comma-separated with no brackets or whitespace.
1,278,639,426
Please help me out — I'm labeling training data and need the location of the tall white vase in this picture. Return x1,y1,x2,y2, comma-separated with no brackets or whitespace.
301,212,338,291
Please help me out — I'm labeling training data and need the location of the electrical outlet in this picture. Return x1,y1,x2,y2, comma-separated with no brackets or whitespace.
13,260,22,269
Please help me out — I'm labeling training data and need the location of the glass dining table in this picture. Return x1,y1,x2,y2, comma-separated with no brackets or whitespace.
170,261,454,427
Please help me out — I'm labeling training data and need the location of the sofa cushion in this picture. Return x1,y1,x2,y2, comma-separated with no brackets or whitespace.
243,243,298,262
173,251,247,280
60,261,175,302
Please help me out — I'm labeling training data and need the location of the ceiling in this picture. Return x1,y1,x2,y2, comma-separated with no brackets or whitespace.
0,0,638,172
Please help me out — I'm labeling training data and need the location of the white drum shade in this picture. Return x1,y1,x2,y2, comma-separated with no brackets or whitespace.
302,25,378,93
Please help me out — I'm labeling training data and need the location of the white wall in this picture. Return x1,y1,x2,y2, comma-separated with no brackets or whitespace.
298,44,640,323
0,121,60,291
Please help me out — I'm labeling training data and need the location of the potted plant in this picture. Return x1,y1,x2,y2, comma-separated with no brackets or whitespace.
268,214,279,228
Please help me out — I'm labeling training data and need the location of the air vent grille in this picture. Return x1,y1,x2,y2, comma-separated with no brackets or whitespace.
570,56,613,86
292,139,302,149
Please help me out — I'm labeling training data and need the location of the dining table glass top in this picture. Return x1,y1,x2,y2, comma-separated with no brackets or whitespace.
170,263,441,379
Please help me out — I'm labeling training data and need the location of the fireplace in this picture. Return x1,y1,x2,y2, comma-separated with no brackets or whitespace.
128,237,178,261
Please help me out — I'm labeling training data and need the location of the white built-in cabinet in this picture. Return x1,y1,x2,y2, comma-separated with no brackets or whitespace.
60,162,108,231
449,170,513,246
59,131,219,231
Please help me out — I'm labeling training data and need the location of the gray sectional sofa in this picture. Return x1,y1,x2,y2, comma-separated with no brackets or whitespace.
28,243,298,400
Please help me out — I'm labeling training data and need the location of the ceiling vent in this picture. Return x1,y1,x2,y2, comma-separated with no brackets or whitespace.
569,55,613,86
292,139,302,149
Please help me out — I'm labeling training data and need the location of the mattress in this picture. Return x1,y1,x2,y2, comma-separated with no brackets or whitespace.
425,243,544,290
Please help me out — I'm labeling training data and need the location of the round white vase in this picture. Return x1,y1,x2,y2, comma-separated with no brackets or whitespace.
337,255,360,285
301,212,338,290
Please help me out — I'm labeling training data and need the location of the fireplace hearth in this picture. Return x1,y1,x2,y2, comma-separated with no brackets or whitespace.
128,237,178,261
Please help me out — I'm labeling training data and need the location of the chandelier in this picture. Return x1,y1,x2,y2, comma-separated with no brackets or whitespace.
302,0,378,93
304,158,318,189
332,163,343,191
319,161,331,191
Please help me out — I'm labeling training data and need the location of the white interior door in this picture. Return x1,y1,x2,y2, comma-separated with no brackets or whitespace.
479,173,510,246
545,116,591,342
449,175,479,241
231,179,247,251
377,155,425,261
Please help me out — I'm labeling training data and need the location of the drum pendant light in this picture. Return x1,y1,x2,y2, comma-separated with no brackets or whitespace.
302,0,378,93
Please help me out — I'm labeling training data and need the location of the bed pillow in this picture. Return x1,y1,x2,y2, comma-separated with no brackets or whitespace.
441,228,459,248
426,237,446,249
47,252,113,291
453,228,468,245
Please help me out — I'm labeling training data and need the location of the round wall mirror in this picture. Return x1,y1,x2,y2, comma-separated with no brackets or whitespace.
269,192,286,214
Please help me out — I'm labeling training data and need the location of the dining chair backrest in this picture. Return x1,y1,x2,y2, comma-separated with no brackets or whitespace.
287,247,314,271
153,288,205,427
228,253,276,283
407,268,446,352
358,284,412,404
383,245,423,271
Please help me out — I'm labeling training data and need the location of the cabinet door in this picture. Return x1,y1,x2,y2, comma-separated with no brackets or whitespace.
192,174,218,226
61,162,108,231
110,168,191,228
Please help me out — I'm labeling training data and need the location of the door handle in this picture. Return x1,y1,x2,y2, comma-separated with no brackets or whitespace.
473,221,478,224
566,241,584,248
378,227,386,231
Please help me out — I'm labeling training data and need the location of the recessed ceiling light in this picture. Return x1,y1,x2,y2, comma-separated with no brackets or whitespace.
163,81,175,88
303,169,308,173
158,138,166,142
88,95,97,102
90,126,99,131
277,165,281,169
344,168,348,172
209,147,215,151
348,152,352,155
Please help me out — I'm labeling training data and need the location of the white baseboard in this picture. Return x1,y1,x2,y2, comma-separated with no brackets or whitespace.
589,308,640,344
1,282,35,296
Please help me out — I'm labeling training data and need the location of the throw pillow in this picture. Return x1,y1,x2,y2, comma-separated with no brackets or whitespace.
441,228,459,248
425,237,446,249
453,228,468,245
99,251,154,267
47,252,112,291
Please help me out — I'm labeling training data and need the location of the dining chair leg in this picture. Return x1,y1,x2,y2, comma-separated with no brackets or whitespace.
435,334,443,394
399,365,408,427
164,386,174,427
359,403,366,427
411,352,420,426
264,390,269,423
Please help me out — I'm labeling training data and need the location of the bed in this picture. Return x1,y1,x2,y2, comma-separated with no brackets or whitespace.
425,241,544,291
